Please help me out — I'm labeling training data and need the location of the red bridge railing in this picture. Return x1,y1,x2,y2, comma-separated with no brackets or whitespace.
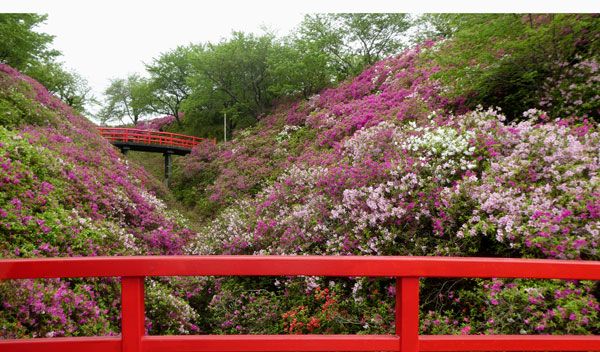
98,128,215,150
1,256,599,352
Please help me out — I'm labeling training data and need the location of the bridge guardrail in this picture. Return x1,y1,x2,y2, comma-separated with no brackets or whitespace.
0,256,599,352
98,128,216,150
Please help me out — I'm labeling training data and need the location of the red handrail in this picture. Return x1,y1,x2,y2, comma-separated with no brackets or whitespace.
97,127,216,150
0,256,599,352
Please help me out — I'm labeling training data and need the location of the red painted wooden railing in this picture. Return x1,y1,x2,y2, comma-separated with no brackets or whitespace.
98,128,216,150
1,256,599,352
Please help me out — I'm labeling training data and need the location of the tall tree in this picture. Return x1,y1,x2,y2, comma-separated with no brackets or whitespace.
207,32,274,117
409,14,460,44
98,74,150,125
0,14,94,114
0,14,59,70
186,32,276,128
145,46,195,124
268,36,334,99
26,60,94,114
299,13,413,77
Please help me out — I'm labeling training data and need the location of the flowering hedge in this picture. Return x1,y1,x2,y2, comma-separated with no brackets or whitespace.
0,64,198,337
182,44,599,335
136,113,181,131
1,35,599,338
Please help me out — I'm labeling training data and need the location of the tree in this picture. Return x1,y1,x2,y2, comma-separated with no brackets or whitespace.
141,16,417,137
98,74,150,125
299,13,413,77
145,46,195,124
0,14,59,71
186,32,276,129
206,32,274,117
268,36,334,99
410,14,460,44
0,14,94,114
24,59,94,114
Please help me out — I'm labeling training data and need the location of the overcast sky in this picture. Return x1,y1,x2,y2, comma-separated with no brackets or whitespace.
1,0,596,115
35,2,309,114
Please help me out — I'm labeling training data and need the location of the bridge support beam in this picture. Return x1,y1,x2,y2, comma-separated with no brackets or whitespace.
164,151,173,187
120,146,130,155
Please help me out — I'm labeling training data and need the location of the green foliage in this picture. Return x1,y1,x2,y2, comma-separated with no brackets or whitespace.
170,141,220,214
421,279,600,335
299,13,413,77
29,61,94,115
0,14,93,114
145,46,196,123
171,167,218,212
98,74,150,125
424,14,600,119
286,126,317,155
267,37,334,99
145,279,199,334
185,32,276,130
0,126,130,258
0,14,58,70
207,278,283,334
103,15,415,138
0,78,58,127
410,14,458,43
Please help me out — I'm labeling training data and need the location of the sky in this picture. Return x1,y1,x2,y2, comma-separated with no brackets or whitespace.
27,2,309,114
1,0,596,116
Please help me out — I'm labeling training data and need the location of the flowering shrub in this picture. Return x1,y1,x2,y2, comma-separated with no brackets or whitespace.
421,279,600,335
456,115,599,259
177,122,287,207
207,280,282,334
481,279,600,334
0,64,198,337
281,286,340,334
145,279,199,334
2,32,599,338
0,279,114,338
180,44,454,210
540,58,600,119
136,113,181,131
256,106,593,260
182,43,599,335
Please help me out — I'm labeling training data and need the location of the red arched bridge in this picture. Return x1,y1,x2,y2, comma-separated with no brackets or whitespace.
98,127,215,155
98,127,216,185
0,256,599,352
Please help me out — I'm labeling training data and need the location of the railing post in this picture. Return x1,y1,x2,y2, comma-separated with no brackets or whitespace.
396,277,419,352
122,277,145,352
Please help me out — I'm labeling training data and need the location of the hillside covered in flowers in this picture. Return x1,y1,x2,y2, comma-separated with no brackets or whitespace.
0,64,200,337
1,13,599,338
175,36,599,334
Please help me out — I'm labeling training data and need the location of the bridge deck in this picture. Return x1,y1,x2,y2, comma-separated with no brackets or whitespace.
110,141,191,155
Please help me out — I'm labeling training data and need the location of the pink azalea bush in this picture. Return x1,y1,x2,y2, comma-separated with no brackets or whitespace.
178,44,457,208
136,113,181,131
0,64,198,337
540,58,600,119
2,36,599,337
182,44,600,335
